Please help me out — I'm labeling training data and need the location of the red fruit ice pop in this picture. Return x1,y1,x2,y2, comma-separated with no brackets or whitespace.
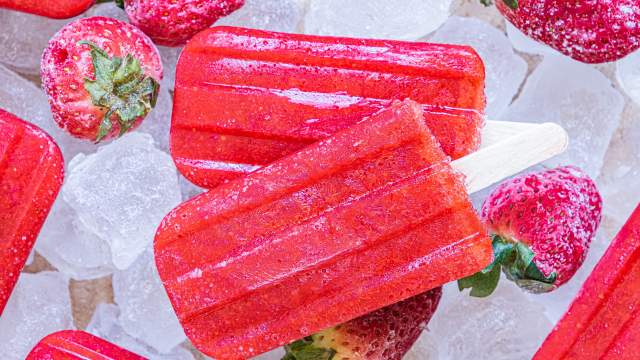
534,203,640,359
0,0,95,19
171,26,486,188
0,109,63,315
27,330,145,359
156,100,492,359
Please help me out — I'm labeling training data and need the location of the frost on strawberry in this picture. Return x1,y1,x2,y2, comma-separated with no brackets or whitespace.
460,166,602,296
118,0,245,46
486,0,640,63
283,287,442,360
41,17,163,142
80,41,159,141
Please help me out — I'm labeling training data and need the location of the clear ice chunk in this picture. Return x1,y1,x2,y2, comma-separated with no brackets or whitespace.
62,132,181,269
217,0,305,33
501,56,624,178
431,16,528,118
113,249,187,353
304,0,453,40
87,303,194,359
0,272,74,360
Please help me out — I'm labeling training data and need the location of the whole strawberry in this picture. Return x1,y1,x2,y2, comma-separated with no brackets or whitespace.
491,0,640,63
117,0,245,47
459,166,602,296
41,16,162,142
283,287,442,360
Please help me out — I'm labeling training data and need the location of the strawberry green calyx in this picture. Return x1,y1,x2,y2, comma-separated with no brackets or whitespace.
458,235,556,297
480,0,518,9
114,0,125,9
283,337,337,360
79,40,159,142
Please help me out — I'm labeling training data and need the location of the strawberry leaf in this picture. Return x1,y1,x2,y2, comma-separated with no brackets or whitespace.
480,0,493,6
458,236,514,297
502,0,518,9
78,40,159,142
283,337,337,360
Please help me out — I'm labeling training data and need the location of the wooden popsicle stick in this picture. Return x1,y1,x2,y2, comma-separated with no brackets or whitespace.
481,120,542,149
453,122,569,194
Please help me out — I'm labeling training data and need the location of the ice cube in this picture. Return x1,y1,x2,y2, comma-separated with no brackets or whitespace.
505,22,559,57
616,49,640,106
501,56,624,178
179,174,207,201
599,106,640,228
0,10,68,75
113,249,187,353
137,84,173,151
430,16,528,118
421,282,552,359
0,64,96,160
157,46,182,92
217,0,305,33
304,0,452,40
36,198,116,280
254,348,287,359
0,272,74,360
62,132,182,269
87,303,194,359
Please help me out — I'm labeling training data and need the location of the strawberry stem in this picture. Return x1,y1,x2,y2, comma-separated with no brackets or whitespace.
78,40,159,142
283,337,337,360
458,235,556,297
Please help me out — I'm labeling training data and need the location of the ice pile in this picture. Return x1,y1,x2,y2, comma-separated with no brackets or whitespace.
501,56,625,178
38,133,181,276
506,23,558,57
113,249,186,353
0,64,95,159
137,84,173,151
0,272,74,360
304,0,452,40
0,10,68,75
412,282,552,360
218,0,305,33
87,303,194,359
599,107,640,228
431,16,528,118
616,49,640,105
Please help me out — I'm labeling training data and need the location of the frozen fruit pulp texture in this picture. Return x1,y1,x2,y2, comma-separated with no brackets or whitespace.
171,26,485,188
534,203,640,359
156,100,492,359
0,109,64,315
0,0,95,18
26,330,146,359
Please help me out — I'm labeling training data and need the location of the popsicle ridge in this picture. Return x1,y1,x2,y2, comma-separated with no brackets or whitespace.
534,204,640,359
171,26,485,187
0,109,64,315
156,100,491,358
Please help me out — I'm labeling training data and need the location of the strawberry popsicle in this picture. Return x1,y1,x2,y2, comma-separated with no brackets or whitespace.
171,26,486,188
0,109,64,315
534,203,640,359
156,100,492,359
27,330,145,359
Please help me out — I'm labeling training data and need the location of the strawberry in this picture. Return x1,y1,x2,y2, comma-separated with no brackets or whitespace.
116,0,245,47
283,287,442,360
459,166,602,296
487,0,640,63
41,16,162,142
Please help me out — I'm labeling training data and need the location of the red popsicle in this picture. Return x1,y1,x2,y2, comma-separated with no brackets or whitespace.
156,100,491,359
171,26,486,188
0,109,64,315
27,330,146,359
0,0,95,18
534,203,640,359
